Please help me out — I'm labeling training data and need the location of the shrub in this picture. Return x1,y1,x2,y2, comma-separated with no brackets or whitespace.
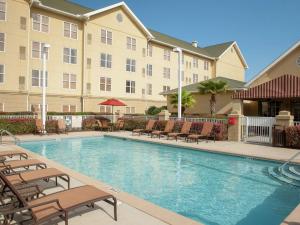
124,119,147,131
0,111,35,115
286,126,300,148
146,106,167,115
46,120,58,133
0,118,35,134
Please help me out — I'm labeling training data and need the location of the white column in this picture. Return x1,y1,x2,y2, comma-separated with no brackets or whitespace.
42,44,50,134
173,47,182,119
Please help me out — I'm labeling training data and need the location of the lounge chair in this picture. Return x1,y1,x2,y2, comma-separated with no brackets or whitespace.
35,119,43,135
112,119,125,131
167,121,192,141
151,120,175,139
187,122,214,143
57,119,67,134
0,159,47,174
3,168,70,189
96,120,110,131
0,172,117,225
0,150,28,160
132,119,156,135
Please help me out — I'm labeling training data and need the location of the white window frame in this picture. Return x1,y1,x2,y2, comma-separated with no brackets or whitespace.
126,36,136,50
63,73,76,89
101,29,112,45
63,47,77,64
62,104,76,113
32,41,49,59
147,44,153,57
204,60,210,70
193,74,198,83
147,83,152,95
193,57,198,68
63,21,78,39
99,105,112,113
100,76,111,92
32,13,49,33
100,53,112,68
164,49,170,61
163,67,170,79
0,0,6,21
0,64,4,83
126,59,136,72
0,32,4,52
163,85,170,92
146,64,152,76
30,104,48,112
31,69,48,87
125,106,135,114
126,80,135,94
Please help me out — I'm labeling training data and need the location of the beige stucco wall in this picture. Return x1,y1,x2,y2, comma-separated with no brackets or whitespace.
215,45,245,81
167,92,235,115
250,45,300,87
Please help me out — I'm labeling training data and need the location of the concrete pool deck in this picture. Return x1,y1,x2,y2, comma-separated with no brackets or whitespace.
1,131,300,225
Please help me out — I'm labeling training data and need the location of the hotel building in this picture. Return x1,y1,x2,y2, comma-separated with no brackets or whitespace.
0,0,248,114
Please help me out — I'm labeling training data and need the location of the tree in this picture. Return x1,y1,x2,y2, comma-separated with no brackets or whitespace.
198,80,228,116
170,90,195,115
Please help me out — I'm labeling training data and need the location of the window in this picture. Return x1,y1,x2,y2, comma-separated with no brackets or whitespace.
126,59,136,72
0,33,4,51
32,41,49,59
20,17,27,30
296,56,300,66
19,46,26,60
63,105,76,113
193,58,198,68
126,37,136,50
193,74,198,83
163,85,170,92
87,33,92,44
204,75,209,81
163,67,170,79
100,77,111,91
100,53,112,68
30,104,48,112
146,64,152,76
64,22,77,39
63,48,77,64
126,107,135,114
31,69,48,87
146,83,152,95
0,64,4,83
147,44,152,57
63,73,76,89
164,49,170,61
0,0,6,20
99,105,112,113
101,29,112,45
181,71,184,81
204,60,209,70
32,13,49,32
126,80,135,93
86,58,91,69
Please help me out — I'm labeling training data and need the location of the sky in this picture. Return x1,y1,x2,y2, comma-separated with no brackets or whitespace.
73,0,300,82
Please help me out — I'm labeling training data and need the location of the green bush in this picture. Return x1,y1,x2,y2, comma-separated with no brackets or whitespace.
146,106,167,115
124,119,147,131
0,112,35,115
0,118,35,134
286,126,300,148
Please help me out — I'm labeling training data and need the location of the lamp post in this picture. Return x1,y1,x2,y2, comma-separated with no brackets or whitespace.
173,47,182,119
42,44,50,134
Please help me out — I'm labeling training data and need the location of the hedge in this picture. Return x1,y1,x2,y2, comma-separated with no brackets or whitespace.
0,118,35,134
285,126,300,148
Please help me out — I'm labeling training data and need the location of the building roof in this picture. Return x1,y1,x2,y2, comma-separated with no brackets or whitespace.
38,0,93,15
161,77,246,95
246,40,300,87
203,41,235,57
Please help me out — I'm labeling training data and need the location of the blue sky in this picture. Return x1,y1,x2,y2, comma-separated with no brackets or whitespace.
73,0,300,81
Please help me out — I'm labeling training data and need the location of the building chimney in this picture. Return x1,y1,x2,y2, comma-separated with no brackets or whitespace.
192,41,198,48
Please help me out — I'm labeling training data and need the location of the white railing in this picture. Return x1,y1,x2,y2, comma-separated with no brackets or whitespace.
169,117,228,124
0,114,37,119
241,116,276,144
294,121,300,126
123,115,158,120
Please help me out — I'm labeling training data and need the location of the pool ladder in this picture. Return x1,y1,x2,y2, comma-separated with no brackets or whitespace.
0,129,20,145
279,152,300,173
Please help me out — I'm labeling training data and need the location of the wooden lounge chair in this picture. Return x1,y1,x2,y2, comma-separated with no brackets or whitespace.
151,120,175,139
3,168,70,189
57,119,67,134
0,150,28,160
0,159,47,174
113,119,125,131
35,119,43,135
132,119,156,135
167,122,192,141
96,120,110,131
187,122,214,143
0,172,117,225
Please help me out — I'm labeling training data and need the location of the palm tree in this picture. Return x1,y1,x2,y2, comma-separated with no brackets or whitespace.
198,80,228,116
170,90,195,115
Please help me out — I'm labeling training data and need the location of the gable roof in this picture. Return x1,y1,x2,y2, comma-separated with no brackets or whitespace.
38,0,92,14
203,41,235,57
247,40,300,87
161,77,246,95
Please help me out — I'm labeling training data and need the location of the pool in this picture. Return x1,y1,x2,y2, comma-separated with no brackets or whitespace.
20,136,300,225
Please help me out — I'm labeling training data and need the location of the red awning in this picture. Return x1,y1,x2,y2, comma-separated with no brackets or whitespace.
98,98,127,106
233,74,300,100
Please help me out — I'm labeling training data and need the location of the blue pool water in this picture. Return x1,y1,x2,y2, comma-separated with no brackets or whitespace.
20,136,300,225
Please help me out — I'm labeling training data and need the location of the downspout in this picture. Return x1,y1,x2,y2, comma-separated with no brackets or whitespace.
81,18,88,112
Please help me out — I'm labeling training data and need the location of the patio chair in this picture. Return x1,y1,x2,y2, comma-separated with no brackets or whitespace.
35,119,43,135
151,120,175,139
96,120,110,131
167,121,192,141
0,172,117,225
187,122,214,143
3,167,71,190
57,119,67,134
112,119,125,131
0,159,47,174
132,119,156,135
0,150,28,160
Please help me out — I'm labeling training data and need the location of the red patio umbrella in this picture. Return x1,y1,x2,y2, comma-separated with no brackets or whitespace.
98,98,127,121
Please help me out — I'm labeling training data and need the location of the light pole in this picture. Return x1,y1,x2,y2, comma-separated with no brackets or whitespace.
173,47,182,119
42,44,50,134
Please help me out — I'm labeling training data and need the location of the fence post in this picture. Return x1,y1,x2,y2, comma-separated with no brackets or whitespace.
228,111,244,142
275,111,294,128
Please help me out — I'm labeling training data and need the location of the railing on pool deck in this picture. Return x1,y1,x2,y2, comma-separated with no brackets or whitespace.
169,117,228,124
